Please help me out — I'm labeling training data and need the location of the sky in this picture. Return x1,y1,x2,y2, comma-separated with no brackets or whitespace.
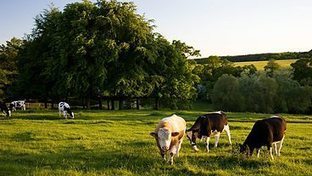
1,0,312,57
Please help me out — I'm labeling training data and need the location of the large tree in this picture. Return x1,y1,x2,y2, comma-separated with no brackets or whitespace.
16,0,199,109
0,37,23,99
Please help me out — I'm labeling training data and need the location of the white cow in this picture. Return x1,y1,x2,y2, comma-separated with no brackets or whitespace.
58,102,74,119
150,114,186,165
10,100,26,111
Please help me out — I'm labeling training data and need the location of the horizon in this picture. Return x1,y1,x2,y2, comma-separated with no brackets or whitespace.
1,0,312,57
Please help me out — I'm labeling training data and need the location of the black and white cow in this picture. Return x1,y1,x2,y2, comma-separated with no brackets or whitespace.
10,100,26,111
58,102,74,119
186,111,232,152
0,101,11,117
240,116,286,159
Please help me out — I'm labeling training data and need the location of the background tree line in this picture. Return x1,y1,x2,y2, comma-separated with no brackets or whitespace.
195,50,312,63
1,0,311,113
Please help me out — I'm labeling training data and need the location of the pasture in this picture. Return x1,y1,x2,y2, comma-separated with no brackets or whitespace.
233,59,297,70
1,110,312,175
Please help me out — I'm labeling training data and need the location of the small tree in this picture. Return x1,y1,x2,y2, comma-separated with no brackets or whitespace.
291,58,312,86
212,74,243,111
264,59,281,77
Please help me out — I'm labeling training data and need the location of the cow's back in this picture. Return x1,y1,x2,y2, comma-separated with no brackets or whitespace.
206,113,228,131
159,114,186,133
264,117,286,142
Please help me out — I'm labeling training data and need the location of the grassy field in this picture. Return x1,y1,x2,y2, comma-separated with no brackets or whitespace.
233,59,297,70
1,109,312,175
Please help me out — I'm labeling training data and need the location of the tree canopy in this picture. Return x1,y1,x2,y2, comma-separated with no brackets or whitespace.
13,0,199,109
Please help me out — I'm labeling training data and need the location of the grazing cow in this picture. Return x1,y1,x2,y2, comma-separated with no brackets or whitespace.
58,102,74,119
10,100,26,111
186,111,232,152
0,101,11,117
240,116,286,159
150,114,186,165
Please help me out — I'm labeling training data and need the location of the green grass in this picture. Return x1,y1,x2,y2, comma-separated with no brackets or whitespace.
0,109,312,175
233,59,297,70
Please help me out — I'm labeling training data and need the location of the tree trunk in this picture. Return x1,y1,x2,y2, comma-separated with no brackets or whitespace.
107,100,110,110
111,100,115,110
82,98,85,109
119,99,123,110
98,98,102,110
155,97,159,110
44,99,48,109
86,97,91,109
136,98,140,110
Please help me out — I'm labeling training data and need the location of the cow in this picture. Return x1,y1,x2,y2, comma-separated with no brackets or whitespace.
240,116,286,160
10,100,26,111
0,101,11,117
58,102,74,119
150,114,186,165
186,111,232,152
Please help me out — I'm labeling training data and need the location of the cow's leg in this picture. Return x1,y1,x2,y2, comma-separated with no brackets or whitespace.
23,105,26,110
63,111,67,119
274,143,278,155
224,124,232,145
169,147,177,165
191,134,199,152
256,148,260,158
205,137,210,152
176,139,183,157
214,132,221,147
160,151,166,161
278,136,285,157
59,110,62,117
269,146,274,160
169,153,174,165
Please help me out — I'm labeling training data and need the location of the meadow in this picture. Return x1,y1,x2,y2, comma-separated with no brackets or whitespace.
233,59,297,70
1,108,312,176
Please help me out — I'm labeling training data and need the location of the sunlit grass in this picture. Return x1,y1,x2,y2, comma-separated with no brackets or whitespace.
234,59,297,70
0,109,311,175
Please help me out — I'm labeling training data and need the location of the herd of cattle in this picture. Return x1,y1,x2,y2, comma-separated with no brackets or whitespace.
150,112,286,165
0,100,74,119
1,100,286,165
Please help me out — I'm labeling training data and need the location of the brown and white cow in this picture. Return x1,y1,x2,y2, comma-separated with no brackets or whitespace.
240,116,286,160
150,114,186,165
186,111,232,152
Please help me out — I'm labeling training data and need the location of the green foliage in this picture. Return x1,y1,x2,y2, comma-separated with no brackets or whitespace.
0,37,23,99
193,56,257,102
291,58,312,86
264,59,281,77
13,0,198,109
212,71,312,114
212,74,243,111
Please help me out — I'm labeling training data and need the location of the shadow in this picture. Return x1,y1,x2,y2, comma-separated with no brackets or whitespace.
12,132,37,142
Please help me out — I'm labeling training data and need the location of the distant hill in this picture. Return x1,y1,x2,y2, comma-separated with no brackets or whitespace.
194,50,312,64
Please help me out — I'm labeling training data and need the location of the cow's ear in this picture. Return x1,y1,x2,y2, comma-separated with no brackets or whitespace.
171,132,179,137
150,132,157,137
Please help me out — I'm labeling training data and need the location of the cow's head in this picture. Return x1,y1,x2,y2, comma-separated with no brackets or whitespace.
186,129,200,151
150,128,179,152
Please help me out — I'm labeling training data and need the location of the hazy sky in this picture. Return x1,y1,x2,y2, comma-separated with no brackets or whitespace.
1,0,311,57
